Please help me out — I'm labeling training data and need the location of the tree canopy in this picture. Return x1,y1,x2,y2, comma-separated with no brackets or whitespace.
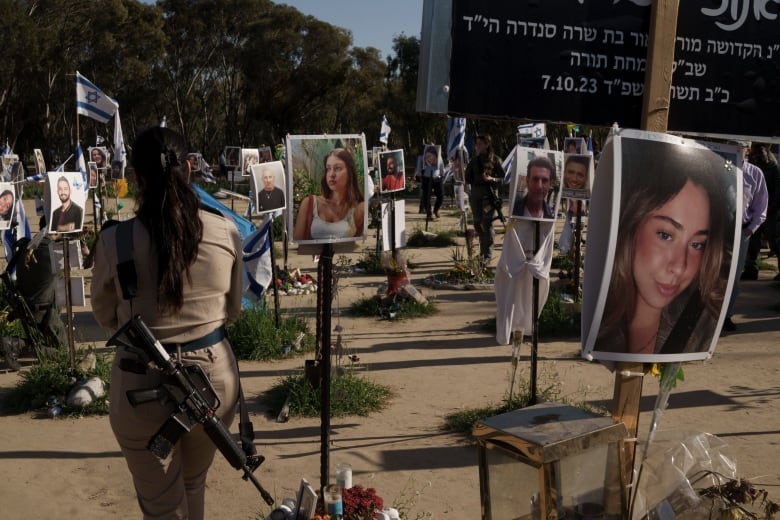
1,0,528,169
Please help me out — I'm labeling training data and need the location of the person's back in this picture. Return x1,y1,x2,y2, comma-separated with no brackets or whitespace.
90,126,243,520
14,236,67,346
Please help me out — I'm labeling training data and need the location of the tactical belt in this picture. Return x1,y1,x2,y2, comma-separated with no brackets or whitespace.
162,326,225,354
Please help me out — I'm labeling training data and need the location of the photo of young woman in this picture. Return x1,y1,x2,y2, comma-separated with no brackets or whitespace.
583,131,738,363
287,134,368,246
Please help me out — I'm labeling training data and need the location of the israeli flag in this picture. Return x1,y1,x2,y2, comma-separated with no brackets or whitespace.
446,117,466,160
242,216,274,302
76,143,87,185
517,123,546,138
502,145,520,184
114,110,127,177
200,159,217,184
193,183,255,240
379,115,391,145
76,71,118,124
4,196,31,263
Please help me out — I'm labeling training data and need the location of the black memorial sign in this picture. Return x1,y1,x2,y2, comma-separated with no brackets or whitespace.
447,0,780,138
449,0,650,127
671,1,780,137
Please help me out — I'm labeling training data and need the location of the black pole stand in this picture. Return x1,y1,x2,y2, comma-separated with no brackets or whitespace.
389,194,397,256
530,221,540,405
62,236,76,369
268,221,281,327
573,205,583,303
318,243,335,493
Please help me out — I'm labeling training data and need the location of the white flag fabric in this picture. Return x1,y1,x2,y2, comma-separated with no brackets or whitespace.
446,117,466,160
517,123,546,138
242,216,274,301
76,143,87,185
200,159,216,184
4,197,32,262
76,72,118,124
503,144,518,183
114,109,126,177
379,115,391,145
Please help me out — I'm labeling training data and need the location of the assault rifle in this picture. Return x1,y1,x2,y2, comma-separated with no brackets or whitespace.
484,183,506,225
107,315,274,506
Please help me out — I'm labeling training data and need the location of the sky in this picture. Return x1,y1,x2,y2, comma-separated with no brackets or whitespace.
139,1,423,59
277,0,423,58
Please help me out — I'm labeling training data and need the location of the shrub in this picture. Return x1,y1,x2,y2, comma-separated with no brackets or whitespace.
3,347,111,416
228,304,314,360
265,371,392,417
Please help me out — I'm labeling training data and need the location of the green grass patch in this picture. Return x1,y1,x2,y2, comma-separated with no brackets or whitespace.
228,305,314,360
757,258,778,271
265,371,392,417
443,368,605,441
349,295,436,319
538,289,581,337
2,347,111,416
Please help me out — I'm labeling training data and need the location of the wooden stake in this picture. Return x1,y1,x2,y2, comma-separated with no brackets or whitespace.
613,0,680,515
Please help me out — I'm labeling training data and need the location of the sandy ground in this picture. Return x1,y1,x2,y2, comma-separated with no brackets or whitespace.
1,200,779,519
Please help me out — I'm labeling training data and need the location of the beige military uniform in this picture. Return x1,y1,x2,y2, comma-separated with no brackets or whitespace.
91,209,243,520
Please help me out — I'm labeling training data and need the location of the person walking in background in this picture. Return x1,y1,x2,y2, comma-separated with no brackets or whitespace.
465,135,505,263
744,142,780,279
416,145,444,220
723,142,767,332
91,127,243,519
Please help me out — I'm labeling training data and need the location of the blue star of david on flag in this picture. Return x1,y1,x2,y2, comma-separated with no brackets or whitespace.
76,71,118,124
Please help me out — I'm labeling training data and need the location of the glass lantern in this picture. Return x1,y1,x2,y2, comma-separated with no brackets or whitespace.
474,402,629,519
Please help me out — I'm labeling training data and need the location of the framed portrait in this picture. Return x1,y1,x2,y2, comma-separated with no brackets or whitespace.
563,137,587,155
2,154,18,180
0,182,15,230
561,153,593,200
250,160,286,215
45,171,87,234
110,160,124,180
34,149,46,175
258,146,273,163
186,152,203,173
88,147,109,171
286,133,369,249
518,137,549,149
378,149,405,193
509,147,562,222
87,161,99,189
581,129,740,365
224,146,241,168
241,148,260,176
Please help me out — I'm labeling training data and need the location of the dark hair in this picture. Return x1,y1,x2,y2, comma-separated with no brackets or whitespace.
0,190,13,216
565,154,590,170
131,126,202,313
527,156,557,184
599,137,733,337
320,148,363,207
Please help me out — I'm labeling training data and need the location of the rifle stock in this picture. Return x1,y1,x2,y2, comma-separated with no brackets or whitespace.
108,315,274,506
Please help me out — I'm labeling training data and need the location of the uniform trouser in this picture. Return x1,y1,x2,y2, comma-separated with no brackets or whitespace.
746,213,778,272
470,192,495,259
421,177,443,216
110,338,239,520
